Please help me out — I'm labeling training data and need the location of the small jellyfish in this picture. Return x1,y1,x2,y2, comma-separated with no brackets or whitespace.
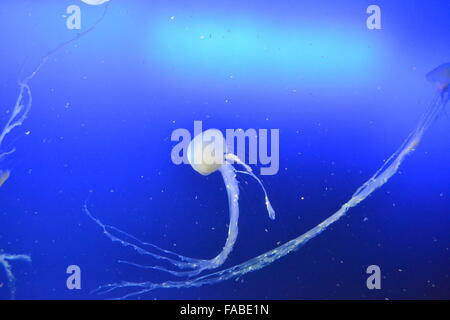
81,0,111,5
0,170,10,188
85,129,276,278
403,62,450,152
426,62,450,92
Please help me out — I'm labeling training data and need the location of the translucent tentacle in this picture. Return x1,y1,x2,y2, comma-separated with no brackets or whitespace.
0,253,31,299
84,203,200,268
226,153,276,220
0,83,32,161
117,260,206,277
235,170,276,220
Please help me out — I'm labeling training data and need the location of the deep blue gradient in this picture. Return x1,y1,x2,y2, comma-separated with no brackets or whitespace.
0,0,449,299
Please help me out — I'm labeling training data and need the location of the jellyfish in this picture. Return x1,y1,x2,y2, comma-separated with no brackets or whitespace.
85,129,276,278
0,170,10,188
90,63,449,299
427,63,450,92
0,3,109,299
81,0,111,5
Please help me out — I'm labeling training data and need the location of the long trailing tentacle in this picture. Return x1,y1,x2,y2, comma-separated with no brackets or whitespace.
84,203,202,268
84,161,242,278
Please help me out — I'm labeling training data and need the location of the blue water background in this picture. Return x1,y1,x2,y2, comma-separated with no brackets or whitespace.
0,0,449,299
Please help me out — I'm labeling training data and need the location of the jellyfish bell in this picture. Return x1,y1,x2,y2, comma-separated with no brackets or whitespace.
187,129,226,176
81,0,110,5
426,62,450,91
